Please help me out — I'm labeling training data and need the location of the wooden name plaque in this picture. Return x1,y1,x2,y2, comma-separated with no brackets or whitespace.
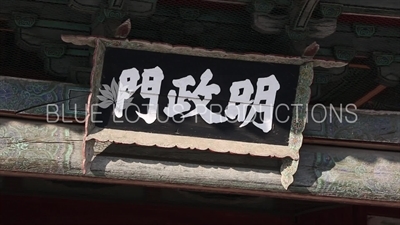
83,39,313,189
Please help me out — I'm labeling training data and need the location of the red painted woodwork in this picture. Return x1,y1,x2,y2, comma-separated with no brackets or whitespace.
353,206,400,225
295,204,400,225
1,193,400,225
338,14,400,27
296,206,355,225
0,194,294,225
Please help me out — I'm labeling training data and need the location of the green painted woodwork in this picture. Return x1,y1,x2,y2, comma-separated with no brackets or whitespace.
68,0,102,14
35,20,90,32
304,107,400,143
43,55,90,78
40,0,69,4
156,5,249,25
395,55,400,63
39,44,91,78
68,66,91,85
315,47,333,57
2,0,400,112
66,49,91,57
1,118,400,203
275,0,292,6
179,8,201,20
0,76,89,117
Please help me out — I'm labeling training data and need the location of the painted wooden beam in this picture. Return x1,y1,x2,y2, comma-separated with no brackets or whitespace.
1,76,400,145
0,118,83,175
0,117,400,205
304,107,400,145
0,76,89,119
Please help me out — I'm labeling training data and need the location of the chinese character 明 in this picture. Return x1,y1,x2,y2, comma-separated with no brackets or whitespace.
163,69,228,124
224,79,254,123
224,75,280,133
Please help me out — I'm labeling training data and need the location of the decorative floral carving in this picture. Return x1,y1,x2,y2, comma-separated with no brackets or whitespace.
320,3,342,19
374,53,394,66
12,12,38,28
354,24,376,38
97,78,133,109
333,46,356,61
0,80,17,102
286,26,308,40
42,43,66,58
103,9,126,19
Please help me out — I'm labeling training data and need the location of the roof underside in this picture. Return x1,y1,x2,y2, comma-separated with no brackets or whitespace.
0,0,399,111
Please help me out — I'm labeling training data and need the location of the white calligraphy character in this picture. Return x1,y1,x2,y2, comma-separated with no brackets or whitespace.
114,67,141,118
163,69,227,124
114,66,164,124
136,67,164,124
225,75,280,133
224,79,254,123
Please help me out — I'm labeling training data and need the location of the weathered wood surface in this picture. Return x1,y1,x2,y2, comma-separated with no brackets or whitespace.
0,76,89,118
304,108,400,144
0,118,83,175
1,117,400,204
1,76,399,144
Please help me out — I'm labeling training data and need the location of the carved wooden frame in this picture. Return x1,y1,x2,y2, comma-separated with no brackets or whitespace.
82,38,313,189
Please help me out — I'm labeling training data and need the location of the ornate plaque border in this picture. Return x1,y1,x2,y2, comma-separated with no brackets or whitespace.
80,38,313,189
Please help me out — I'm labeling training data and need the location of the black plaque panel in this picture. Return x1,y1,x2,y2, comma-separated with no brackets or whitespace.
94,47,300,146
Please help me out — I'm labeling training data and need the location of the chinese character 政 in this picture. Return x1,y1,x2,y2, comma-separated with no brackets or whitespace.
163,69,228,124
